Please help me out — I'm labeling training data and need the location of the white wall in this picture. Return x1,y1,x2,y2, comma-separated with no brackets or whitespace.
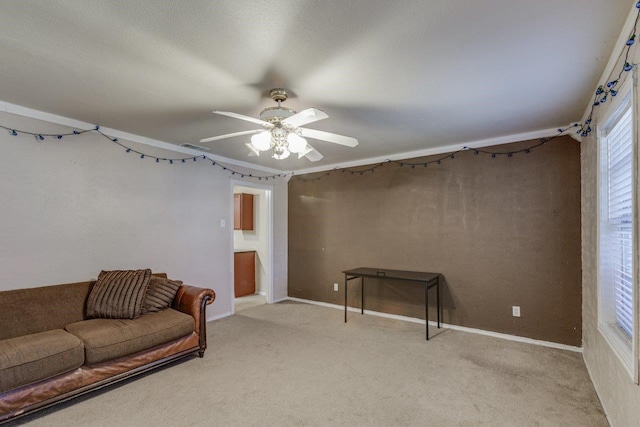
272,176,288,302
228,173,288,303
581,9,640,425
0,109,288,320
582,119,640,427
233,185,268,295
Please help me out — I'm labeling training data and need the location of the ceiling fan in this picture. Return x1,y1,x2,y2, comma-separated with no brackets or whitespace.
199,88,358,161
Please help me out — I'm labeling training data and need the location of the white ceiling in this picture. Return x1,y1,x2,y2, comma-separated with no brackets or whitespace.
0,0,632,172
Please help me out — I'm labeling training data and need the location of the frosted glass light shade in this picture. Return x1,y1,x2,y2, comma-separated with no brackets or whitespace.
287,133,307,153
272,149,290,160
250,131,272,151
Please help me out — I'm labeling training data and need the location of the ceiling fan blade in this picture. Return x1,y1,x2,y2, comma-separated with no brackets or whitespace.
299,128,358,147
282,108,329,127
212,111,272,127
245,143,260,157
199,129,262,143
301,144,324,162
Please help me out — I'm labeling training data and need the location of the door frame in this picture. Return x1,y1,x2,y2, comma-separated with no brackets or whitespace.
229,179,275,314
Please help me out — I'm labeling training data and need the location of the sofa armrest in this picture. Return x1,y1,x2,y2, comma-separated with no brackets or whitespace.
172,285,215,357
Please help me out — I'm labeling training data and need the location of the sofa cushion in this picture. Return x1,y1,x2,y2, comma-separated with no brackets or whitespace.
0,281,91,341
0,329,84,393
86,269,151,319
142,276,183,314
65,308,194,365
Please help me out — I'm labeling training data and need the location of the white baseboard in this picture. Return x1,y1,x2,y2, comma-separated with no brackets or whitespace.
206,311,232,323
287,297,582,353
582,352,612,426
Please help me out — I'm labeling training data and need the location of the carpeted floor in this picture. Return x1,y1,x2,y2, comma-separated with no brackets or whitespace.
10,301,607,426
235,293,266,313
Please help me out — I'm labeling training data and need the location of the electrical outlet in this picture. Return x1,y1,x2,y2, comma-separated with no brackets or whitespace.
512,306,521,317
334,283,339,291
220,219,226,228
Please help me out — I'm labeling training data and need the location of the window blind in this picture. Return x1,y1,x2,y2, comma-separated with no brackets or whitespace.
607,107,634,338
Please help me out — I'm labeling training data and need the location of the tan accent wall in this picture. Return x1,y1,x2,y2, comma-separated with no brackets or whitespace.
288,137,582,346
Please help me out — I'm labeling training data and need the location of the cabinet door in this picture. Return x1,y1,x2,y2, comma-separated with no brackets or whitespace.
233,193,254,230
234,251,256,297
233,194,241,230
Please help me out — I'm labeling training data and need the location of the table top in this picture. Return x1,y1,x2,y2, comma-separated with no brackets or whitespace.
342,267,441,282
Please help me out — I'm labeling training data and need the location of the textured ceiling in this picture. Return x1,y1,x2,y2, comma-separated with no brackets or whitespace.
0,0,632,171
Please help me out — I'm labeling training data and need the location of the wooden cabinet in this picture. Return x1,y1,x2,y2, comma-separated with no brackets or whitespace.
234,193,254,230
234,251,256,297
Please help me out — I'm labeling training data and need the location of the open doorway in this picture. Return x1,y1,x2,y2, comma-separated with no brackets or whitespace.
231,182,273,314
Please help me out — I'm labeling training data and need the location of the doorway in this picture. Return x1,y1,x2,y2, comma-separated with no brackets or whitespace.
231,181,273,314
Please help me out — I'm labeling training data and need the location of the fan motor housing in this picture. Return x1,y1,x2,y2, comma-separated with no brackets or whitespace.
269,88,289,103
259,106,296,124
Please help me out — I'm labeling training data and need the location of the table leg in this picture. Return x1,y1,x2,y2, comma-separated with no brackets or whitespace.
425,281,429,340
361,277,365,315
344,274,348,323
437,278,441,329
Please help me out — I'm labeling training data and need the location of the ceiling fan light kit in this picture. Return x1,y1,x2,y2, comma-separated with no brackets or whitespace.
286,133,308,153
200,88,358,162
250,131,272,151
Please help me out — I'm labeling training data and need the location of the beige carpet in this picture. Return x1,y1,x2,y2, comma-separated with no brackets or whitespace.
11,301,606,426
235,293,266,312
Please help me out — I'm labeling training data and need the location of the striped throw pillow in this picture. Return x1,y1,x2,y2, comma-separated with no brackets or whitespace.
141,276,183,314
86,269,151,319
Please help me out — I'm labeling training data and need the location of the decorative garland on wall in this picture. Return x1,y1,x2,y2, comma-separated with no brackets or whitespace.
576,2,640,137
294,124,579,182
1,4,638,183
0,124,290,181
0,120,579,184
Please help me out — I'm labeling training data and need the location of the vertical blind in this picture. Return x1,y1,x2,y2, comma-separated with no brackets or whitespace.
607,107,634,338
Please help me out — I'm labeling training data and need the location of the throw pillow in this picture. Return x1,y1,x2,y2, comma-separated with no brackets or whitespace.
86,269,152,319
141,276,183,314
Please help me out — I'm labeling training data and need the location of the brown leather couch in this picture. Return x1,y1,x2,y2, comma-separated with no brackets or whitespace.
0,274,215,423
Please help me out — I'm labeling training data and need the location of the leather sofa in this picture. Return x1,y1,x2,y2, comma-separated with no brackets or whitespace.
0,273,215,423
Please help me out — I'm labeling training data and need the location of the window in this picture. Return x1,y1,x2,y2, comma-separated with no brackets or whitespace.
598,79,638,382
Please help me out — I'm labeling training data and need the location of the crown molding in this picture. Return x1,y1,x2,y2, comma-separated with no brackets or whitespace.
0,100,283,175
0,99,573,177
578,2,639,126
292,126,565,176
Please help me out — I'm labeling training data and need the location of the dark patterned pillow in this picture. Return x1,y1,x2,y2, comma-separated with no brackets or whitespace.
86,269,151,319
141,276,183,314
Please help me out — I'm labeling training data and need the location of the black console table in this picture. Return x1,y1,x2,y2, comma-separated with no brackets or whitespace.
342,268,442,340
